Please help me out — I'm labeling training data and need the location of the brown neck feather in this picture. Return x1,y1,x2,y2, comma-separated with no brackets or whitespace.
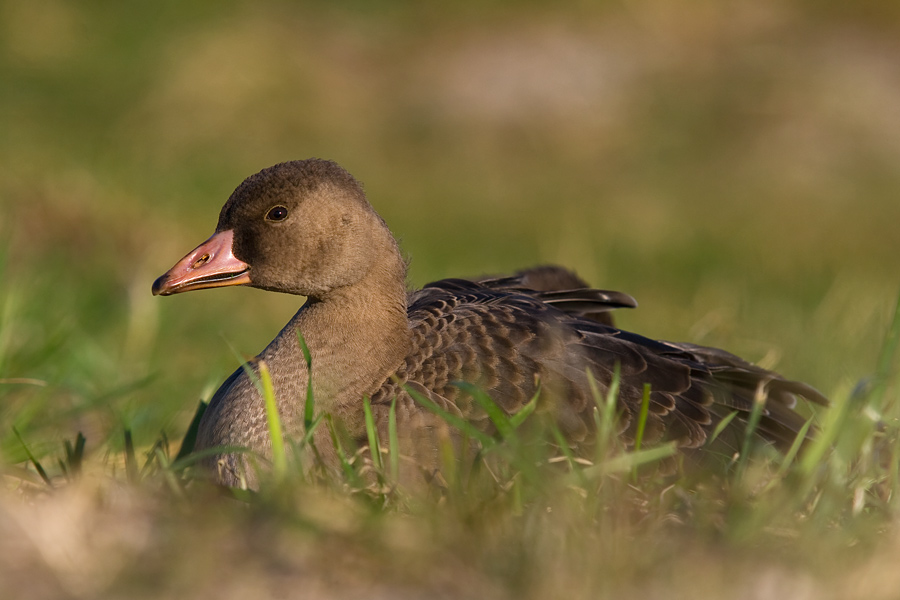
259,240,410,432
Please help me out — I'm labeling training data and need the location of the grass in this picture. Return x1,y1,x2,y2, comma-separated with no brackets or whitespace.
2,290,897,599
2,1,900,598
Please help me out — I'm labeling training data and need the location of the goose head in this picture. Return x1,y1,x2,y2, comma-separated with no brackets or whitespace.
152,159,398,300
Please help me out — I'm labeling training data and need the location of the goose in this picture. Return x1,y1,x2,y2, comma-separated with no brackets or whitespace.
153,159,826,487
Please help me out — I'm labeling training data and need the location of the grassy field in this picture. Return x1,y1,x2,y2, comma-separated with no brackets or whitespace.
2,1,900,598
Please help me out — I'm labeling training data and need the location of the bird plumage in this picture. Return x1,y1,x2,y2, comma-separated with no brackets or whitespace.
153,159,826,488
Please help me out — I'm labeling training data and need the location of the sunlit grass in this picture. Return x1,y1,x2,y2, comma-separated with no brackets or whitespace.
0,235,897,597
2,293,897,598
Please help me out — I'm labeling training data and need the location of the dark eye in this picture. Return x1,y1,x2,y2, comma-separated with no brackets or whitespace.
266,206,288,222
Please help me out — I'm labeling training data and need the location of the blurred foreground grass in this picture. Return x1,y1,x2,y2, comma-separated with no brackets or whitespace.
2,1,900,598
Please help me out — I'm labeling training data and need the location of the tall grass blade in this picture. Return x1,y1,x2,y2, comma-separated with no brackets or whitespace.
585,442,677,477
769,416,815,488
509,382,540,430
403,382,495,448
603,364,620,412
227,342,262,389
877,292,900,379
549,422,587,489
299,414,325,446
293,413,326,477
0,284,20,377
363,397,383,472
176,401,207,461
784,416,813,470
706,411,739,447
438,434,459,492
388,397,400,482
124,429,139,484
454,381,514,440
169,444,252,472
799,390,851,479
736,383,766,478
63,432,86,478
633,383,651,452
12,427,51,486
298,331,315,432
870,292,900,414
140,435,169,478
325,415,362,487
588,364,621,460
631,383,652,480
154,448,185,498
450,382,550,488
258,359,286,481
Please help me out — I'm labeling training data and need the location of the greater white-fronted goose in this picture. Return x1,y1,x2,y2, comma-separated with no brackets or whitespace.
153,159,826,487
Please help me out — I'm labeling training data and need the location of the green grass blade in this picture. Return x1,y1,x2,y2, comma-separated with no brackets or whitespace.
297,331,315,432
403,382,495,448
631,383,652,480
799,391,851,478
876,292,900,382
509,382,540,430
454,381,513,440
12,427,51,486
603,364,620,413
176,401,207,461
297,328,312,365
389,397,400,482
771,416,815,485
295,413,326,475
226,341,262,389
438,434,459,491
363,397,383,472
124,429,139,484
140,435,168,478
258,359,286,480
588,364,621,459
300,414,325,447
587,442,678,477
736,384,767,477
154,448,184,498
549,422,587,489
633,383,651,452
169,444,253,472
863,291,900,418
325,415,362,487
706,411,739,447
63,432,86,478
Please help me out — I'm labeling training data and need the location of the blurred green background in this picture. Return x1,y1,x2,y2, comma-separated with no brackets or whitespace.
1,0,898,458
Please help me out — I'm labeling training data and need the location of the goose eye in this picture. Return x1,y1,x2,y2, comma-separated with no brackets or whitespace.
266,206,288,222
